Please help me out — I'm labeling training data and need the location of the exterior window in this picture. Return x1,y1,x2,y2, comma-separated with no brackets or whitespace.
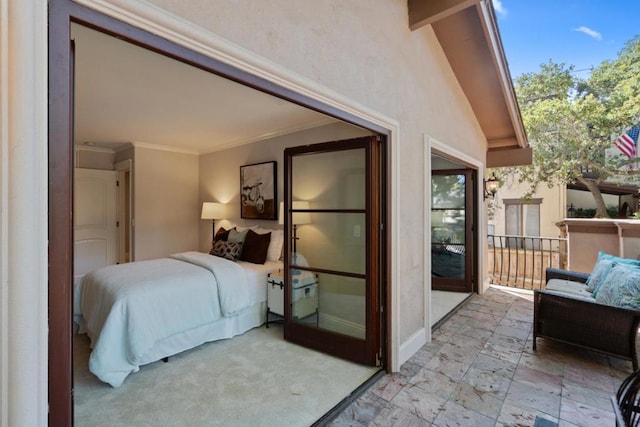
504,199,541,249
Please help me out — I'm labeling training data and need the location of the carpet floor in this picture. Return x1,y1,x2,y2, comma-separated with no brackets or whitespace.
74,325,379,426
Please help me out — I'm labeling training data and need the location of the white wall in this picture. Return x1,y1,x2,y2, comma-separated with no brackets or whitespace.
567,188,618,211
199,122,371,250
134,146,200,260
76,147,115,170
77,144,202,262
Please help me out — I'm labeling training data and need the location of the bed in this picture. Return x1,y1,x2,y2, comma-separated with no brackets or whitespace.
75,227,283,388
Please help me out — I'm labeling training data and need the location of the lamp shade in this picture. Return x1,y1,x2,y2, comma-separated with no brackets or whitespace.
201,202,225,220
278,201,311,225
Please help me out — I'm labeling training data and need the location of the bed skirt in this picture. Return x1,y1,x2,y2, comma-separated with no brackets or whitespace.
137,301,268,366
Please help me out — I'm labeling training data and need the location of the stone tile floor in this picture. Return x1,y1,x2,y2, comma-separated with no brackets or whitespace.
330,285,631,426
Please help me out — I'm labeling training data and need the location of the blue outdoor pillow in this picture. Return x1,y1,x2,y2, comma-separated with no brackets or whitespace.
587,251,640,297
585,258,615,296
595,263,640,309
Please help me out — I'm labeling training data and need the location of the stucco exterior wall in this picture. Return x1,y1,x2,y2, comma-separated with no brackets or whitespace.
491,177,566,239
491,178,625,242
559,219,640,273
145,0,487,346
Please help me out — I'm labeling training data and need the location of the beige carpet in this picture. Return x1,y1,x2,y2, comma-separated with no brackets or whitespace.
74,326,379,427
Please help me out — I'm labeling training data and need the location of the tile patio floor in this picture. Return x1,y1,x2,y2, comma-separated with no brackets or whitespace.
329,285,631,426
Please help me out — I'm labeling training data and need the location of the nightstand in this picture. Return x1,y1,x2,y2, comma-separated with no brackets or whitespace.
266,271,285,327
266,270,319,328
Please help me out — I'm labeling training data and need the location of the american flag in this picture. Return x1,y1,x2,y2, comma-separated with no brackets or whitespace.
614,125,640,159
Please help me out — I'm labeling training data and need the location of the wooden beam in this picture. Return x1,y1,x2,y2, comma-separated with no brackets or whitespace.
408,0,479,30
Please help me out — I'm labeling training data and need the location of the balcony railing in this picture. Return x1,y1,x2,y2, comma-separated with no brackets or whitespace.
488,234,568,290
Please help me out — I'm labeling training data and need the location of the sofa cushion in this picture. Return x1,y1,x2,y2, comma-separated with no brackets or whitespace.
546,278,596,301
595,264,640,309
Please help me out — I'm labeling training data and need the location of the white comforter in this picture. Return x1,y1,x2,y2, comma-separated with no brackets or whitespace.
79,251,250,387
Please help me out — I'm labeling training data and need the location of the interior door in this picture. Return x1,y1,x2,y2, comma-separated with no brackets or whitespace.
73,168,118,285
431,169,474,292
283,136,383,366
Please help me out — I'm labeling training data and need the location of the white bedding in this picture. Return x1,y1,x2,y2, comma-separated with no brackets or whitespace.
237,260,282,306
76,251,281,387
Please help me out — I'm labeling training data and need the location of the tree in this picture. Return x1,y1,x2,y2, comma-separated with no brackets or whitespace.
505,36,640,217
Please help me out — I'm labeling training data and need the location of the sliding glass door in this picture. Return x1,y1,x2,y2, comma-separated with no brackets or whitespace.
283,136,383,366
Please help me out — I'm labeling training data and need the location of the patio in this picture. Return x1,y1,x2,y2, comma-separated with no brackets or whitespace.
329,285,630,426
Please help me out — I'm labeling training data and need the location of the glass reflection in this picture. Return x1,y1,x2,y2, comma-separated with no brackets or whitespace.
431,174,466,279
291,272,365,339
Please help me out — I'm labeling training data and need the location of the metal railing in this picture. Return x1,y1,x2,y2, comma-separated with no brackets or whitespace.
488,234,568,290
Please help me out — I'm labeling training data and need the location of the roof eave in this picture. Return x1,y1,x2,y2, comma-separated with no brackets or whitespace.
408,0,530,167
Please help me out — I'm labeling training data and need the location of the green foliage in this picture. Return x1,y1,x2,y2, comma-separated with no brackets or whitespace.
505,36,640,216
573,205,620,218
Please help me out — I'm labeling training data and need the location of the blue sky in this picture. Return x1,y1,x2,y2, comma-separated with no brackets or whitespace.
494,0,640,79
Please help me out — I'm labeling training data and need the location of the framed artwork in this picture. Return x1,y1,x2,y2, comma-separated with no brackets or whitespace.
240,161,277,220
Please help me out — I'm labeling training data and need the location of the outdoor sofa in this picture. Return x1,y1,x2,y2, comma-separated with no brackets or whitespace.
533,252,640,371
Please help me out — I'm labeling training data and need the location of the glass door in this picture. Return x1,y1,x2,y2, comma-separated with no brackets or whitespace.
283,136,382,366
431,169,474,292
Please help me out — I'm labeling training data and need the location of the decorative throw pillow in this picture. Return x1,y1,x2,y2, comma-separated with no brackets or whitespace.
585,258,615,296
227,228,249,244
255,228,284,262
210,240,243,261
595,264,640,309
240,229,271,264
588,251,640,297
597,251,640,268
209,227,232,255
214,226,231,242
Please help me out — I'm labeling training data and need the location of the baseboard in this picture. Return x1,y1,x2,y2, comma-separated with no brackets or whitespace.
398,327,427,367
319,313,365,337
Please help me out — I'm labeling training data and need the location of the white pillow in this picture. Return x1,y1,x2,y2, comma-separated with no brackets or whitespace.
255,228,284,262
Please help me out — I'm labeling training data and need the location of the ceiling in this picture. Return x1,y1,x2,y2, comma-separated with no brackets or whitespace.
72,24,337,154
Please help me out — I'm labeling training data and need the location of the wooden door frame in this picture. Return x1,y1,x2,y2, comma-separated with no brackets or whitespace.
48,1,392,424
283,136,383,366
115,159,133,263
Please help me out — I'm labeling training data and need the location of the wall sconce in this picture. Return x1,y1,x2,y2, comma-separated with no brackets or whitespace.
201,202,226,241
567,203,576,218
279,200,311,255
483,174,500,200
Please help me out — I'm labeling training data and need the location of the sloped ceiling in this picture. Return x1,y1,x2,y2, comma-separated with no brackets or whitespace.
72,24,336,154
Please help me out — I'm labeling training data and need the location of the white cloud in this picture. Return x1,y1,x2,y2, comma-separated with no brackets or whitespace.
574,26,602,40
492,0,507,16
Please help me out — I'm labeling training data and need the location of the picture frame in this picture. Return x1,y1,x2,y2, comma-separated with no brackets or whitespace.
240,161,277,220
